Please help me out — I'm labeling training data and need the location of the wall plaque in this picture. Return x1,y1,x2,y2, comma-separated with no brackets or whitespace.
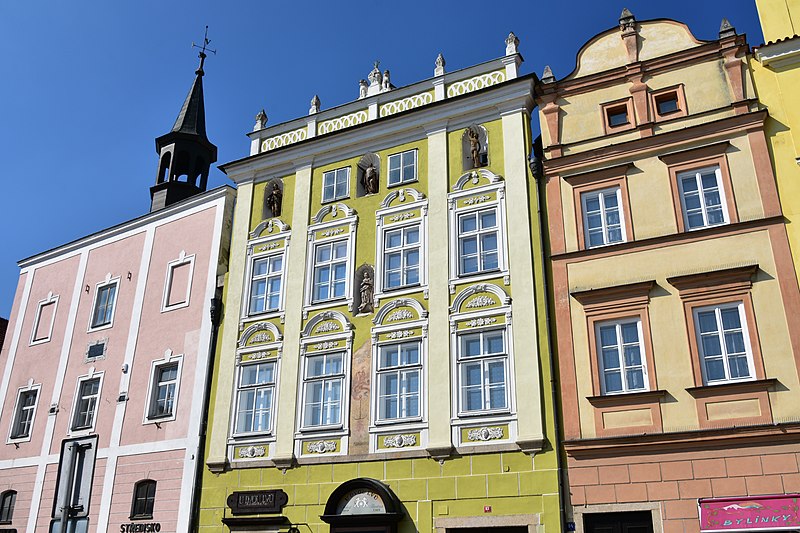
227,489,288,515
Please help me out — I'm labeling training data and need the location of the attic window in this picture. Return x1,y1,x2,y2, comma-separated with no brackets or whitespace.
655,93,679,115
606,105,629,127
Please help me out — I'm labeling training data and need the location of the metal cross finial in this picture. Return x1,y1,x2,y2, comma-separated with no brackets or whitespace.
192,25,217,74
373,60,380,70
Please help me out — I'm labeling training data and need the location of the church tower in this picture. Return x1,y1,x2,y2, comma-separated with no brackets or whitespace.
150,47,218,211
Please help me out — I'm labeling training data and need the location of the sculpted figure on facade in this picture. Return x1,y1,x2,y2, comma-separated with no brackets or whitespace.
363,162,379,195
358,79,368,99
467,127,484,168
358,269,374,314
266,182,282,217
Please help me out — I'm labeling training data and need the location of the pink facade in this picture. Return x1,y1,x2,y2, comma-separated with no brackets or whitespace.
0,188,234,533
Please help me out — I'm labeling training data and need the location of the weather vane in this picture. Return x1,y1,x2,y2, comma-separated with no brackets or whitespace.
192,25,216,73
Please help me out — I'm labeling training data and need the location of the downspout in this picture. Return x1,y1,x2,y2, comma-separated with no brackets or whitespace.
530,136,568,533
188,291,223,533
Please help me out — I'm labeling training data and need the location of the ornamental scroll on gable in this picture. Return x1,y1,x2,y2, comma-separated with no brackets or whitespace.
238,321,283,348
373,298,428,326
250,217,290,240
451,283,511,314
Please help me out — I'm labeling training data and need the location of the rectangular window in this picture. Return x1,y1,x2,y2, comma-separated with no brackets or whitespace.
149,363,179,419
595,319,647,394
387,150,417,186
606,105,629,127
235,361,276,434
655,92,679,115
302,352,344,427
249,254,283,314
72,377,101,430
10,389,38,439
312,240,348,302
678,166,728,230
458,208,499,275
164,260,192,308
694,302,754,384
458,330,508,413
91,281,118,329
383,225,420,289
377,341,421,421
32,299,57,344
581,187,625,248
322,167,350,203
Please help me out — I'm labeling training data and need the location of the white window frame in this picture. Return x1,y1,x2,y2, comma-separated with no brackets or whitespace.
595,318,649,395
381,223,422,291
143,354,183,423
581,187,626,248
374,340,423,423
677,165,729,231
30,293,58,346
304,206,357,314
456,207,502,276
161,252,195,312
456,328,511,416
300,350,346,430
310,240,349,304
88,276,120,332
387,149,418,187
70,372,104,434
322,167,350,203
232,360,278,436
374,189,428,302
693,301,755,385
7,383,41,443
296,311,353,447
246,252,286,316
448,172,509,290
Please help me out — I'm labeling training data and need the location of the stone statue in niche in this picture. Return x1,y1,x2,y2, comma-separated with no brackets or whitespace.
362,162,379,195
266,182,283,217
467,127,484,168
358,270,374,314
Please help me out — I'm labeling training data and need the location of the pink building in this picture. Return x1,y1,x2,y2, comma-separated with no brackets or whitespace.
0,52,234,533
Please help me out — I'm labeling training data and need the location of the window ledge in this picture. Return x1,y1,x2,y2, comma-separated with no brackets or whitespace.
686,378,777,398
587,389,667,407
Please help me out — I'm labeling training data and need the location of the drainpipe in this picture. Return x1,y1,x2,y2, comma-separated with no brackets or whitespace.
188,292,224,533
530,136,568,533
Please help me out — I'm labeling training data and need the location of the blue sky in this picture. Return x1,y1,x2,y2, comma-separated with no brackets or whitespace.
0,1,763,317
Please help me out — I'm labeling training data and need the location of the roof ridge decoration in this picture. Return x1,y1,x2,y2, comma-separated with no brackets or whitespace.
719,18,736,39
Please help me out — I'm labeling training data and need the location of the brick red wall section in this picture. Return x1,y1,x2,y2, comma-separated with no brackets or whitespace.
568,442,800,533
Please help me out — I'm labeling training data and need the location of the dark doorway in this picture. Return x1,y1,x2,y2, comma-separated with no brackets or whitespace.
584,511,654,533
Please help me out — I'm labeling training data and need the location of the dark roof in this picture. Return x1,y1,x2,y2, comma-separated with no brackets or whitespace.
171,72,207,138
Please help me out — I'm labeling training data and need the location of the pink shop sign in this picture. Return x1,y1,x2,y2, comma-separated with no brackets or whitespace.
699,495,800,532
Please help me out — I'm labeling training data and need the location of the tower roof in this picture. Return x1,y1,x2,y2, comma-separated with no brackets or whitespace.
171,70,208,139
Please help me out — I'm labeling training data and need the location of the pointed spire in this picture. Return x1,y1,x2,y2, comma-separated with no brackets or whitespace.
171,72,208,138
541,65,555,84
719,18,736,38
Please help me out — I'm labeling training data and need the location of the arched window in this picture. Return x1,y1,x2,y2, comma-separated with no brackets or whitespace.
0,490,16,523
130,480,156,520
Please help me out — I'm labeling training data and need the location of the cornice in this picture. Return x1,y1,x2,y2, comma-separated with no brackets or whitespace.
221,76,536,182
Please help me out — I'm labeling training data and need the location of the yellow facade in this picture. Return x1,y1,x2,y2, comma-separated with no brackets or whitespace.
198,37,561,533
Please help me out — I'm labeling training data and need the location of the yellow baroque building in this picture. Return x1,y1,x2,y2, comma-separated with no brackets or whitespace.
197,35,562,533
751,0,800,285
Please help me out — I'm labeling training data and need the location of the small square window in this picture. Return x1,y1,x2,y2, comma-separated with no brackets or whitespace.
90,281,118,329
655,92,680,115
606,105,629,127
388,150,418,186
322,168,350,203
86,340,107,361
